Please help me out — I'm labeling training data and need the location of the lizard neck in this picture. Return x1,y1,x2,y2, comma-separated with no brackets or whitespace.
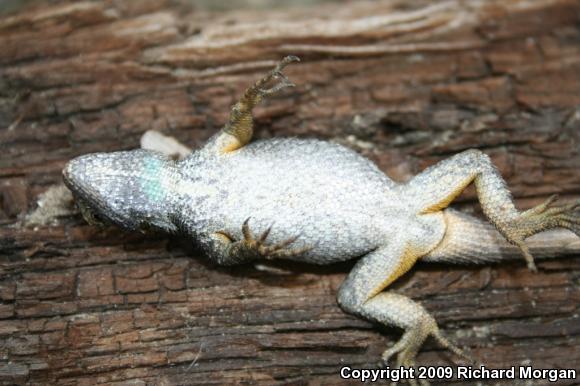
172,152,224,233
137,155,184,232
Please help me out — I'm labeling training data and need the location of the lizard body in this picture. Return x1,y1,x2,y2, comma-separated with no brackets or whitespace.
63,57,579,383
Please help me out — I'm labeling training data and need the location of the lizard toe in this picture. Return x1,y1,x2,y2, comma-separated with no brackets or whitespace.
432,329,476,365
500,197,580,270
233,220,310,260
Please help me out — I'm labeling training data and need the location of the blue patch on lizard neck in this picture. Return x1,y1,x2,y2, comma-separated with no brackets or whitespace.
142,156,166,202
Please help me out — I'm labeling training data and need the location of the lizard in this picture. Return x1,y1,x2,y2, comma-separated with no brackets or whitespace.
62,56,580,383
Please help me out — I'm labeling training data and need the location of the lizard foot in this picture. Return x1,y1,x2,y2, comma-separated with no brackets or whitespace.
381,319,474,386
251,55,300,99
225,218,311,261
501,195,580,271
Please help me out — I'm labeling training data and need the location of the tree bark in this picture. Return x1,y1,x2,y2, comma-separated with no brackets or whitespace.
1,0,579,384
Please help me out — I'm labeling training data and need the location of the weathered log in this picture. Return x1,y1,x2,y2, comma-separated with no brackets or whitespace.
0,0,579,384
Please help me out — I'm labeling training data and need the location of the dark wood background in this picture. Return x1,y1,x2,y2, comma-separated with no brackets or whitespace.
0,0,579,384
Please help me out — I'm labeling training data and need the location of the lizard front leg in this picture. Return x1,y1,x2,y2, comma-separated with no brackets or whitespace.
337,241,473,386
404,149,579,271
200,218,310,266
204,56,300,154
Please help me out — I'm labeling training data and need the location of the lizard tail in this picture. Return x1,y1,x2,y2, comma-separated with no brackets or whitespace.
423,208,580,264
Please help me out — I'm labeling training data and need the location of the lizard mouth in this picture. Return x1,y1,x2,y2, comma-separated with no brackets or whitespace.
62,158,90,200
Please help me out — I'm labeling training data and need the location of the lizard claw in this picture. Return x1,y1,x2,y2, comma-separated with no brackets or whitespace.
380,323,475,386
501,195,580,270
238,217,310,260
253,56,299,98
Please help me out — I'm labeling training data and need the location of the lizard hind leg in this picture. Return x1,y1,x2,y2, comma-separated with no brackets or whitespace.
405,149,580,271
337,242,473,382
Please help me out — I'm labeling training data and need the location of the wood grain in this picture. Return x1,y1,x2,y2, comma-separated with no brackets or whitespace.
0,0,579,384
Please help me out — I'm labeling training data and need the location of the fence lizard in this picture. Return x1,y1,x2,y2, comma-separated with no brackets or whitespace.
63,56,579,383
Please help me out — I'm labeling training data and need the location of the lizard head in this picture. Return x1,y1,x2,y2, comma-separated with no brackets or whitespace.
63,149,178,233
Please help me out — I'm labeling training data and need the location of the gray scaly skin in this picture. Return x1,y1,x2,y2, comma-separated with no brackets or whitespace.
63,56,580,384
